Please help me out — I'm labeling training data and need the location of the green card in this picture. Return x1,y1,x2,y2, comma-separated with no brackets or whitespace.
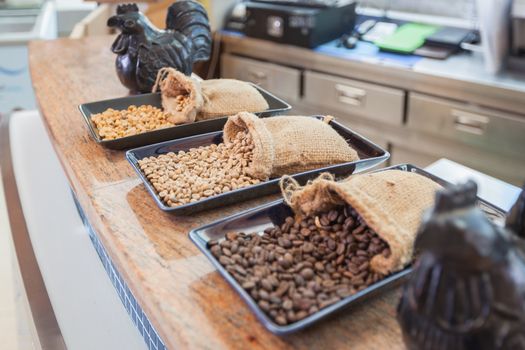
375,23,439,54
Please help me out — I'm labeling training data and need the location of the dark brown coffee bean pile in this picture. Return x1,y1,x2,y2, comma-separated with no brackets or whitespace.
209,205,391,326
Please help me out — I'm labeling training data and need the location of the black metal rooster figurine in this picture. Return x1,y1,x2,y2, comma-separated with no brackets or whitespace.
398,181,525,350
107,1,211,93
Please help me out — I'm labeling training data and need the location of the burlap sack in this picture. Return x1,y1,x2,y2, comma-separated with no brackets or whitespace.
197,79,269,120
280,170,441,275
223,112,360,180
152,68,204,124
152,68,268,124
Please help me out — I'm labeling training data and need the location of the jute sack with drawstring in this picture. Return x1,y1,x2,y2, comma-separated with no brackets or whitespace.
223,112,360,180
280,170,441,275
152,68,269,124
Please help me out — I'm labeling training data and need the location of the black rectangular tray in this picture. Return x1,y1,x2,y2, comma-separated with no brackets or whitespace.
189,164,507,335
126,116,389,215
79,84,291,150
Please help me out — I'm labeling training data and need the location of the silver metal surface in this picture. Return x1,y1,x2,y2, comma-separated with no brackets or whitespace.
0,1,56,46
389,140,525,186
425,158,521,212
291,95,525,185
221,53,301,102
0,113,66,350
221,35,525,116
0,15,36,33
303,70,405,125
358,0,476,21
407,92,525,158
335,83,367,107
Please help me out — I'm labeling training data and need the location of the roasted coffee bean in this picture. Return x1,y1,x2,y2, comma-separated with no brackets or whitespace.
275,282,289,297
268,275,279,288
303,242,315,254
322,279,335,288
302,289,316,299
259,300,270,312
225,232,237,241
358,261,370,272
251,289,258,300
296,310,308,320
280,273,293,281
259,290,270,301
261,279,273,292
292,240,303,246
220,240,231,249
300,268,315,280
327,239,336,251
356,249,368,257
210,245,221,257
328,210,338,222
212,206,391,326
283,299,293,311
270,295,282,304
294,274,305,286
219,256,233,265
353,224,366,235
275,315,287,325
234,265,247,276
242,281,256,289
308,305,319,315
336,254,345,265
336,287,353,298
300,227,312,237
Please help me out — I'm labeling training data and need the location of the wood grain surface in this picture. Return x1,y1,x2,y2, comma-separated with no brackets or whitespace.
29,35,406,350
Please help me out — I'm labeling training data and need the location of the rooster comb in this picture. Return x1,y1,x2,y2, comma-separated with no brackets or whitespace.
117,3,139,14
433,180,478,214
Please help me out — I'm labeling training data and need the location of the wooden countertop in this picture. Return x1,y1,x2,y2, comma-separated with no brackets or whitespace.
29,35,405,350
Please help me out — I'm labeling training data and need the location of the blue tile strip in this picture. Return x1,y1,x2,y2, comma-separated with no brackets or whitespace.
73,196,167,350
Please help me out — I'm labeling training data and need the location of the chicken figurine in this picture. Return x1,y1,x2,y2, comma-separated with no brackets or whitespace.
398,180,525,350
107,1,211,93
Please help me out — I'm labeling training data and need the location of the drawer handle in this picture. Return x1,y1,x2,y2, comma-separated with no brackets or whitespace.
452,110,489,136
335,84,366,107
247,70,267,85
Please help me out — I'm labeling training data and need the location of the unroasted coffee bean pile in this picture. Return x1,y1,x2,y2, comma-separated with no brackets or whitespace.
92,105,175,140
171,94,190,113
209,205,391,326
138,131,262,207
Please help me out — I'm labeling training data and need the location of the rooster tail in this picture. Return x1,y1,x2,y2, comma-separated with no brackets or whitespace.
166,1,212,62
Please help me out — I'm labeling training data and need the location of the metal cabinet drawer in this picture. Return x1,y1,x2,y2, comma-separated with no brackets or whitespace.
408,92,525,158
390,145,440,169
390,142,525,186
221,54,301,101
303,71,405,125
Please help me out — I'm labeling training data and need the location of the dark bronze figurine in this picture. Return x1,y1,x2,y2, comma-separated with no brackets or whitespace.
507,187,525,240
107,1,211,93
398,180,525,350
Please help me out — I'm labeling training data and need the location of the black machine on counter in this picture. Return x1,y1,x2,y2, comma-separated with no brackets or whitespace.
242,0,356,48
